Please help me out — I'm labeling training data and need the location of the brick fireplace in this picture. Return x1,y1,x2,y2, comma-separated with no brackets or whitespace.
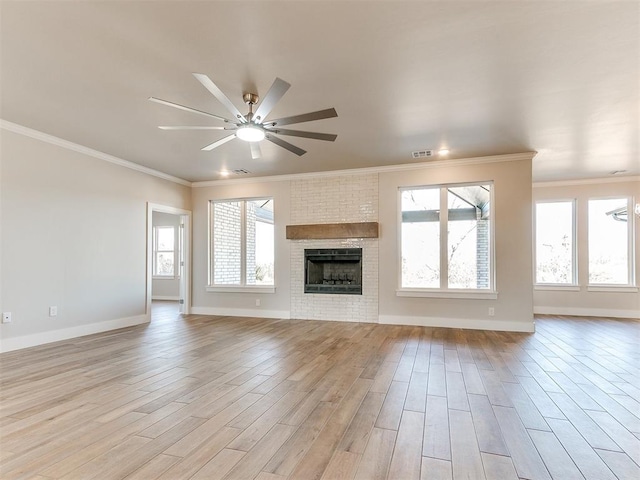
289,174,379,323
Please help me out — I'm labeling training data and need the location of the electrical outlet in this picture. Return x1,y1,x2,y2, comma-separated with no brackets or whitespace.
49,306,57,317
2,312,12,323
488,307,495,316
255,299,261,307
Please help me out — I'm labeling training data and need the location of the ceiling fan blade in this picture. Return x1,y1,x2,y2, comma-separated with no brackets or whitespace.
149,97,233,123
265,134,306,156
267,128,337,142
193,73,247,123
159,126,236,130
201,134,236,151
253,77,291,124
249,142,262,160
264,108,338,127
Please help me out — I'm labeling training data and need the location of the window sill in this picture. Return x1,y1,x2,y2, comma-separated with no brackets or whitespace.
206,285,276,294
534,285,580,291
587,285,638,293
397,289,498,300
153,276,177,280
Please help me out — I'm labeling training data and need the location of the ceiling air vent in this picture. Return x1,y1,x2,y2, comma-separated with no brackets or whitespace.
232,168,251,175
412,150,433,159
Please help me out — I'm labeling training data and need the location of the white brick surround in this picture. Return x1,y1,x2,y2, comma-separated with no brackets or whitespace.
290,174,379,323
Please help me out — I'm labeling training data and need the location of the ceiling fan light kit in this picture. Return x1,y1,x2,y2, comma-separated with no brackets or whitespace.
150,73,338,159
236,124,265,142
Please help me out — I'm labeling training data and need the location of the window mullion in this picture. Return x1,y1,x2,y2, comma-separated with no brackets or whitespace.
440,187,449,289
152,227,155,276
241,201,247,286
572,199,578,285
628,196,635,286
209,202,214,285
152,227,158,276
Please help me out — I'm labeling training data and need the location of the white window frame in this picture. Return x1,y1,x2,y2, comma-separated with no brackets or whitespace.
587,195,637,290
207,197,275,293
533,199,578,289
152,225,176,279
397,181,497,299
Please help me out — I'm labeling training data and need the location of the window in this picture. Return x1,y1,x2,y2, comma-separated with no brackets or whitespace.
401,188,440,288
210,198,274,287
588,197,632,285
153,226,175,277
535,201,575,284
400,183,493,294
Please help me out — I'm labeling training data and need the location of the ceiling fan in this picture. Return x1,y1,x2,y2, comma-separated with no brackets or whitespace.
149,73,338,159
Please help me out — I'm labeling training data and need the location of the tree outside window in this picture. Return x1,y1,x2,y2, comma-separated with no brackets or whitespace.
535,201,575,284
153,226,175,277
588,198,630,285
401,183,492,291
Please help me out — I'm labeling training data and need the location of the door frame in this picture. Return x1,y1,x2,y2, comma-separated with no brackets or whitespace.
146,203,192,316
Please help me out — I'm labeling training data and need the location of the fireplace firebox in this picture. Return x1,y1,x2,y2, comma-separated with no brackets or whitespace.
304,248,362,295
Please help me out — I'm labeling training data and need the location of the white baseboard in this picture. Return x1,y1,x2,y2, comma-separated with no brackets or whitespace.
0,314,150,353
190,306,291,320
152,296,180,301
292,315,363,323
190,308,535,331
378,314,535,333
534,306,640,319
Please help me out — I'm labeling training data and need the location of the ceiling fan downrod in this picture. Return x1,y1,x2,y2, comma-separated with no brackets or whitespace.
243,93,259,122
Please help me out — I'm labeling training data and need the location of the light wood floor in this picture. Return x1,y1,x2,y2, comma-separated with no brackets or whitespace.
1,302,639,480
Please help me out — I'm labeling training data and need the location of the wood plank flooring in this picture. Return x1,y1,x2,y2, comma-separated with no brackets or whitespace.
1,302,638,479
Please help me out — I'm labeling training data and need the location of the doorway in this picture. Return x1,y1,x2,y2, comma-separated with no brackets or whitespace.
146,203,191,317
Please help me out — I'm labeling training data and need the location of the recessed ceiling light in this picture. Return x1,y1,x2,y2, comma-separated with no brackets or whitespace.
438,148,450,156
220,170,230,177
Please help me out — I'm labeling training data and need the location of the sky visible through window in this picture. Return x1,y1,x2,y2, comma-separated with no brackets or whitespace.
401,188,440,288
401,185,491,290
588,198,628,284
536,202,573,284
255,221,274,285
155,226,175,276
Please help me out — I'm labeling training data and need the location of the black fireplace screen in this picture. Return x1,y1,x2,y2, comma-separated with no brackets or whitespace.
304,248,362,295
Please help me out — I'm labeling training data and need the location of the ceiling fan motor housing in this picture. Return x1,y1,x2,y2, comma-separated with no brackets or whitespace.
243,93,259,105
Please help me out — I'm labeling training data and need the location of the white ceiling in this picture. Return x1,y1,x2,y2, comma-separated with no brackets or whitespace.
1,1,638,183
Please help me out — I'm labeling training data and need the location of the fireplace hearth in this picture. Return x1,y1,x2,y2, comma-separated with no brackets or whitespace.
304,248,362,295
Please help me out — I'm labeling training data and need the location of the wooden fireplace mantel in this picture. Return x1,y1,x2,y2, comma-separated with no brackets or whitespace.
286,222,379,240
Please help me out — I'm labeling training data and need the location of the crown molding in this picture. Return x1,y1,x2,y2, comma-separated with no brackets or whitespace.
0,120,192,187
1,120,539,189
533,175,640,188
192,151,537,187
3,123,635,190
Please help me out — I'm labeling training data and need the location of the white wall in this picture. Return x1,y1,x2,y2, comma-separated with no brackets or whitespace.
378,156,535,332
151,211,181,300
533,178,640,318
3,126,631,353
0,130,191,352
191,180,291,318
190,154,535,331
